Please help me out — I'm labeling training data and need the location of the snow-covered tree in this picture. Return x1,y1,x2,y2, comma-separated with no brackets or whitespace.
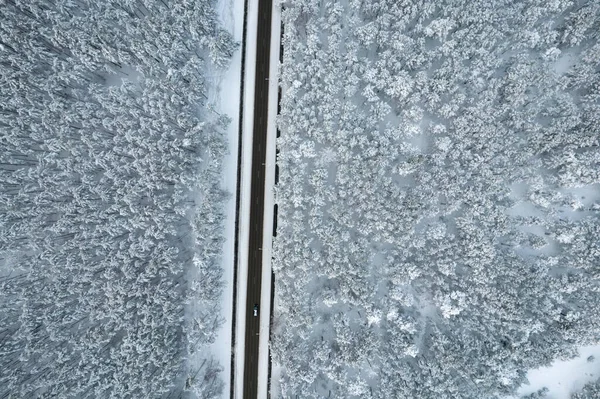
0,0,235,397
272,0,600,397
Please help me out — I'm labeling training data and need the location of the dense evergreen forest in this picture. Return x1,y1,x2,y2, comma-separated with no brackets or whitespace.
273,0,600,397
0,0,235,397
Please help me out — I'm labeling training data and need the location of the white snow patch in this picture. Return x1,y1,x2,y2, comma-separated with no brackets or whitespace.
553,50,576,75
270,363,282,399
507,201,546,218
508,345,600,399
102,65,142,87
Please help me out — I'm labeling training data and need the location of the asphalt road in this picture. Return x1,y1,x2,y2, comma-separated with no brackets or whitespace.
242,0,273,397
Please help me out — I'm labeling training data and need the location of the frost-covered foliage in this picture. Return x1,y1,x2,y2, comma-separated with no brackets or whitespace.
521,388,549,399
273,0,600,398
571,377,600,398
0,0,236,397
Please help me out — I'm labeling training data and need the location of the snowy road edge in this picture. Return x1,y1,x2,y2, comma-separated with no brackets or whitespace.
256,0,282,398
233,0,259,396
209,0,244,396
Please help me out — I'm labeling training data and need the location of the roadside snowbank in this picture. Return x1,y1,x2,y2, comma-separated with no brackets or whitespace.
207,0,244,395
233,0,259,396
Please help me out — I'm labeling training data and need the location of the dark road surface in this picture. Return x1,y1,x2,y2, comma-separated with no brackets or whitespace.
242,0,274,398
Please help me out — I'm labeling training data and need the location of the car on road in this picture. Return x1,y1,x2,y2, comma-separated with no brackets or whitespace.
253,304,259,317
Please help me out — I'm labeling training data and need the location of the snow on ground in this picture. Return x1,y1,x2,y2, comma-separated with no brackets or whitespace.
269,272,283,399
507,345,600,399
257,1,282,397
206,0,244,395
233,0,259,396
269,363,282,399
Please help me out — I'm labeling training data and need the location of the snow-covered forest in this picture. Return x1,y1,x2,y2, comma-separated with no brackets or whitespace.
272,0,600,398
0,1,236,397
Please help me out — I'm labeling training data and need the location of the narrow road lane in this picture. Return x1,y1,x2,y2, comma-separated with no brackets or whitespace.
242,0,273,397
